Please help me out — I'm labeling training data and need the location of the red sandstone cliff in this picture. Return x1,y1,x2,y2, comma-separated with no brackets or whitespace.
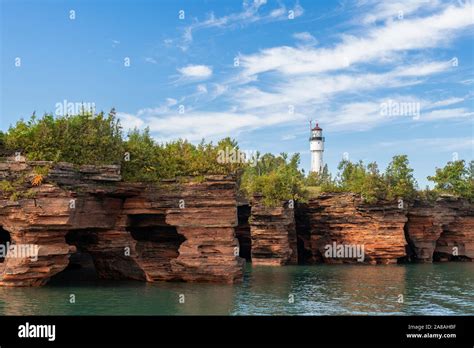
0,158,244,286
303,193,408,264
1,158,472,287
249,198,298,266
406,196,474,262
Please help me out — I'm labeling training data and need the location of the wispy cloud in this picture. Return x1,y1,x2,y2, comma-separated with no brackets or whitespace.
178,64,213,79
119,1,473,142
238,3,472,77
179,0,303,50
293,31,318,46
117,112,144,131
379,137,474,152
420,107,474,121
428,97,465,108
144,57,157,64
358,0,442,25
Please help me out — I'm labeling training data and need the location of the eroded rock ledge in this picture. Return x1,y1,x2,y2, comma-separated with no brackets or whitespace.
299,193,408,264
0,159,243,286
0,160,472,287
249,197,298,266
295,193,473,264
406,197,474,262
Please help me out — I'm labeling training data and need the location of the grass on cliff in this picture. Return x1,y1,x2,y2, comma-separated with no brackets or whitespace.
1,111,473,205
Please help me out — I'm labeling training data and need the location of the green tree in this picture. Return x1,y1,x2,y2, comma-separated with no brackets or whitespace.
428,160,473,201
385,155,418,200
5,110,124,165
337,159,367,193
361,162,387,203
122,127,158,182
306,164,331,186
240,152,306,206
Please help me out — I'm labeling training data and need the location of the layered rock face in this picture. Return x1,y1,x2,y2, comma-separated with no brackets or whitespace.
1,157,471,287
303,193,408,264
0,161,126,286
406,196,474,262
0,159,244,286
249,199,298,265
126,177,244,283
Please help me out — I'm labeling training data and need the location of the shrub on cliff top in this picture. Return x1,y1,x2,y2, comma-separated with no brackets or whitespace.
5,110,123,165
121,129,246,181
240,153,307,207
385,155,418,201
305,155,418,204
4,112,246,181
428,160,474,201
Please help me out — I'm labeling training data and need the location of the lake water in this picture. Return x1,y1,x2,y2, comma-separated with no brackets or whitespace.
0,263,472,315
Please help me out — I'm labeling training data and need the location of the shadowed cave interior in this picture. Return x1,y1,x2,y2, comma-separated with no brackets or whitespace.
0,226,11,263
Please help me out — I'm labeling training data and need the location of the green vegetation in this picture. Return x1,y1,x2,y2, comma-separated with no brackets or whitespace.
304,155,418,203
1,111,473,205
122,129,244,182
5,110,123,165
305,155,473,204
427,160,473,201
0,176,36,201
239,153,307,207
385,155,418,200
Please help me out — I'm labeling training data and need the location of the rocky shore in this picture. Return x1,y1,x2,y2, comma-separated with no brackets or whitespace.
0,159,472,286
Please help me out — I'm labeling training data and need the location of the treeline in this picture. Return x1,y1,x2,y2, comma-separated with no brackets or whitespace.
240,153,306,207
306,156,473,203
0,111,472,205
1,110,245,181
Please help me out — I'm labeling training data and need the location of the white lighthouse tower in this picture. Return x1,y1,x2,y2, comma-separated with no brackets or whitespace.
309,121,325,173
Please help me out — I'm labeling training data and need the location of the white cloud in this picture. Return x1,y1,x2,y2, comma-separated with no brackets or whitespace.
234,60,450,111
238,3,473,77
293,32,317,46
143,109,304,142
420,107,474,121
117,112,145,131
125,2,473,142
197,84,208,93
166,98,178,106
380,137,474,152
360,0,441,25
179,0,303,50
428,97,465,108
145,57,157,64
178,65,213,79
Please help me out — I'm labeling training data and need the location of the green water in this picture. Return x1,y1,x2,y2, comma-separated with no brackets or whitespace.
0,263,472,315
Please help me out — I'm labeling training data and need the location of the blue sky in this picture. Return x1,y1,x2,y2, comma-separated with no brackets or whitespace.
1,0,473,187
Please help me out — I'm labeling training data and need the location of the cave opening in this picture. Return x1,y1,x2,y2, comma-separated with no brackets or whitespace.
127,214,185,278
0,226,11,263
49,230,100,283
295,202,313,264
433,228,470,262
398,221,416,263
235,204,251,261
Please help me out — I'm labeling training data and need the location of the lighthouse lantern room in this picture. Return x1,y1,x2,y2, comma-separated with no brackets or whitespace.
309,121,325,173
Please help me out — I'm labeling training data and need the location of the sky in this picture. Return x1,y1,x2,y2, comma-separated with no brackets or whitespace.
1,0,473,187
